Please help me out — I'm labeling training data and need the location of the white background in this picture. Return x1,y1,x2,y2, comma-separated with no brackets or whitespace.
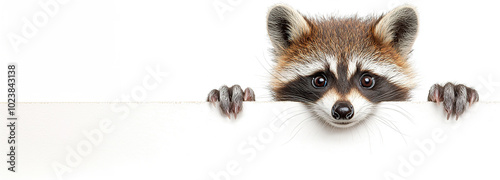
0,0,499,102
0,1,499,179
2,102,500,180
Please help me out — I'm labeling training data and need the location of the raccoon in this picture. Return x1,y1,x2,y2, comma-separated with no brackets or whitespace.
207,5,479,128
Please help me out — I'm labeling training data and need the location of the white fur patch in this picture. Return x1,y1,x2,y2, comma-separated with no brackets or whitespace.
347,56,414,89
328,55,338,77
313,89,375,128
273,61,325,84
273,55,340,85
274,54,413,90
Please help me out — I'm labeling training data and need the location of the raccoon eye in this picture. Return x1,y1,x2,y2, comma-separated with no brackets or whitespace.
360,74,375,89
312,74,327,88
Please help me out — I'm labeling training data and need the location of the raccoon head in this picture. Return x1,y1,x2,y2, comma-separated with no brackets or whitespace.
267,5,418,128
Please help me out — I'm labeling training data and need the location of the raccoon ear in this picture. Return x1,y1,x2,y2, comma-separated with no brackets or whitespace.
374,5,418,56
267,4,311,54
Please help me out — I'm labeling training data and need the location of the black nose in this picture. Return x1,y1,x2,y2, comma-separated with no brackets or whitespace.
332,101,354,120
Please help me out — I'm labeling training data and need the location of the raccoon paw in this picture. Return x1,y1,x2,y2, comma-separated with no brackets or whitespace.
207,85,255,119
428,83,479,120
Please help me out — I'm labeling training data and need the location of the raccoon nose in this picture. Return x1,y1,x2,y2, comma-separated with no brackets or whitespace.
332,102,354,120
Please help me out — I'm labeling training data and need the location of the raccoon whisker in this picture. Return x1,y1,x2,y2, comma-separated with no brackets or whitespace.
277,95,315,103
279,110,312,128
299,103,331,133
290,116,313,134
378,103,414,124
240,4,423,132
280,98,310,103
275,95,308,100
369,120,385,152
255,53,295,97
359,120,374,153
371,105,413,143
255,53,279,82
273,105,310,128
370,119,385,144
370,114,409,144
264,104,305,128
357,107,400,136
372,92,409,102
370,113,401,133
256,51,276,74
316,112,334,134
283,115,317,145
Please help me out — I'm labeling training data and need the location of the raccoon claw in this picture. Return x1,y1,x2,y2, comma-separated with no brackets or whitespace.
428,83,479,120
207,85,255,119
207,89,220,106
243,88,255,101
428,84,444,103
445,111,451,120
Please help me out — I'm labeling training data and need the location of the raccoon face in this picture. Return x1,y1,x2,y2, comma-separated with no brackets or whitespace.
267,5,418,128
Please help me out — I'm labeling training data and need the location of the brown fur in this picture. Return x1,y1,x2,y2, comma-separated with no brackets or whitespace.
271,15,413,93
